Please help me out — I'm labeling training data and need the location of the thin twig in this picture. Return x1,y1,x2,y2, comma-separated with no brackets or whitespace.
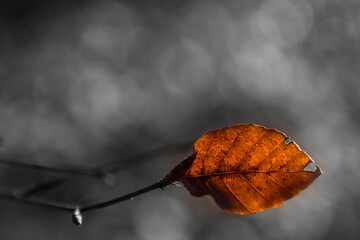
0,157,99,177
0,142,191,225
0,179,167,214
81,180,164,213
13,178,66,198
0,193,74,212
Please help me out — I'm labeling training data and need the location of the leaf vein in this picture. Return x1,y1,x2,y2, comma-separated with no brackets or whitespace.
279,152,302,170
220,130,241,169
253,141,282,170
201,142,214,175
234,131,268,170
219,176,251,214
241,174,274,205
265,174,294,197
182,170,309,178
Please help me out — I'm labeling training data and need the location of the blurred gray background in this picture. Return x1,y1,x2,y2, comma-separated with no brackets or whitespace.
0,0,359,239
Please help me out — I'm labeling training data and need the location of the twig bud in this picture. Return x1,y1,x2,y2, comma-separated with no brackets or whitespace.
71,207,83,226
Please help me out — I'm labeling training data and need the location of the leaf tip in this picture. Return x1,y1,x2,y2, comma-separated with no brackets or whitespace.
303,160,322,184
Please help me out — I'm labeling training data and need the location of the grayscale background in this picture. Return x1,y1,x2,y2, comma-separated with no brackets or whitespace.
0,0,359,239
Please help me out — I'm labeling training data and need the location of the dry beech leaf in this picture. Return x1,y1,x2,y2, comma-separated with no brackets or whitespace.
163,124,322,214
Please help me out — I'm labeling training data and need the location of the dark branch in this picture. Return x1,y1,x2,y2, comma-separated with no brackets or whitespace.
0,142,191,225
0,157,100,177
0,177,169,215
81,180,165,213
13,179,66,198
0,193,74,212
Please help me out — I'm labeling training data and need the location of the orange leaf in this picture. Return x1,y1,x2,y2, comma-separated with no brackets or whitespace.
164,124,322,214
